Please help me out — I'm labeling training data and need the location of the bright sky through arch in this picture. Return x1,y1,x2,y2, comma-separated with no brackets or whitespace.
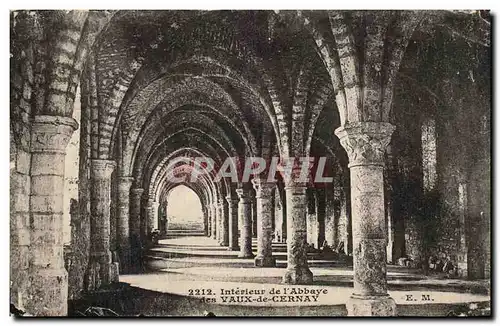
166,185,203,223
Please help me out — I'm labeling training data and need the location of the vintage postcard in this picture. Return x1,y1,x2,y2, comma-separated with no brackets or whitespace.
10,9,491,317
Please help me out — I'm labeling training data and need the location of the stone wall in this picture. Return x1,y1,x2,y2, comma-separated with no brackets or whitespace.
434,66,490,278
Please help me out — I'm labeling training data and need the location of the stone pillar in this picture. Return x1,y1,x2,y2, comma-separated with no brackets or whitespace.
28,115,77,316
219,199,229,246
324,184,336,247
306,189,318,248
316,188,326,248
201,202,208,236
274,188,285,242
146,197,155,236
251,196,258,238
283,183,313,284
130,188,144,273
159,201,167,236
109,174,118,274
117,176,134,273
88,158,118,291
237,188,254,258
153,201,159,231
216,201,222,242
140,194,148,241
252,179,276,267
210,203,217,239
335,122,396,316
205,205,212,237
206,205,211,236
227,196,239,250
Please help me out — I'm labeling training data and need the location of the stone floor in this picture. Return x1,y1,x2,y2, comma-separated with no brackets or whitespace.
113,235,490,316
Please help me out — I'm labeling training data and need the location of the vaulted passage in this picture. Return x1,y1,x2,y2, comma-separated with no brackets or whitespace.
10,10,491,317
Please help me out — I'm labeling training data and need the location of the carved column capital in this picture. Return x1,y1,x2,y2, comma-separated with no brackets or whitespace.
31,115,78,154
236,188,251,203
284,184,307,195
335,122,395,168
131,188,144,196
251,178,275,198
91,159,116,180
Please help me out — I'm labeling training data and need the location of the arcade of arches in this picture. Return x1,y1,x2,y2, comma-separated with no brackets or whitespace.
10,10,491,316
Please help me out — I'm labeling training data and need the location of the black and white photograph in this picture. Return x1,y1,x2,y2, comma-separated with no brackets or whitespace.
8,7,492,317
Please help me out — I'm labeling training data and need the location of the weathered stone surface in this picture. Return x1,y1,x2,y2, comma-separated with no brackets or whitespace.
283,184,313,284
346,295,396,317
218,199,229,246
227,196,239,251
252,179,276,267
335,122,395,316
146,198,156,236
237,188,254,258
117,176,134,273
10,172,31,310
28,115,78,316
210,203,217,240
159,202,168,235
129,187,144,273
9,10,492,317
87,159,117,291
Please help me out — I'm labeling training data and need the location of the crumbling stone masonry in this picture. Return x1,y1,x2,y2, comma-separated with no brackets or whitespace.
10,10,490,316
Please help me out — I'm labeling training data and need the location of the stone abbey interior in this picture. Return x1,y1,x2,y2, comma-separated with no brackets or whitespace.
10,10,491,317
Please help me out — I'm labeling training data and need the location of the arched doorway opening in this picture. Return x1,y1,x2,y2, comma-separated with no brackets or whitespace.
164,185,204,237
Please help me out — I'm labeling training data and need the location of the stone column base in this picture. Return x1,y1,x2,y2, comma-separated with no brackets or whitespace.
238,252,255,259
29,268,68,316
346,295,397,316
110,262,120,283
254,255,276,267
118,248,132,274
228,245,240,251
283,267,313,284
219,240,229,247
87,259,120,291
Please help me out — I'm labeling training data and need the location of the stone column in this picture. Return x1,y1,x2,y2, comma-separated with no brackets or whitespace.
153,201,160,231
88,159,118,291
201,203,209,236
283,183,313,284
316,188,326,248
237,188,254,258
252,179,276,267
206,205,211,236
335,122,396,316
219,199,229,246
146,197,155,236
252,196,258,238
274,189,284,242
117,176,134,273
28,115,77,316
324,184,336,248
130,188,144,273
227,196,239,250
159,201,167,236
140,194,148,241
210,203,217,239
216,201,222,242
